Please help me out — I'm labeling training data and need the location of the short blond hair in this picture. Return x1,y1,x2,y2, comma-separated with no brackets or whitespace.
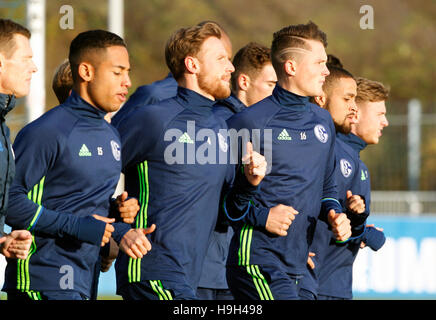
52,59,73,104
356,77,390,103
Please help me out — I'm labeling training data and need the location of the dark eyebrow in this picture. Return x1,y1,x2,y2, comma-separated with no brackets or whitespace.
113,65,131,71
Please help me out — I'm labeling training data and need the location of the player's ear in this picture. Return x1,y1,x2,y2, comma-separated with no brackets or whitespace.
238,73,250,92
284,59,297,77
314,95,326,107
184,56,200,75
77,62,95,82
0,52,5,74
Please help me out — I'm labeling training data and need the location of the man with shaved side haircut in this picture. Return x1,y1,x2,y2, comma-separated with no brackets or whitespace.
226,22,352,300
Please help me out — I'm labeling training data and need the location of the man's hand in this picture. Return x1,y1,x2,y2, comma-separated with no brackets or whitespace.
265,204,298,236
360,224,384,248
0,230,32,259
115,191,140,224
92,215,115,247
100,237,119,272
119,224,156,259
346,190,365,215
242,142,267,186
327,210,351,242
307,252,316,270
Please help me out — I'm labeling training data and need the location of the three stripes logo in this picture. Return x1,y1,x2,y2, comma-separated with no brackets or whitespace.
78,144,92,157
128,161,149,284
277,129,292,141
149,280,173,300
178,132,194,144
238,224,274,300
17,176,46,294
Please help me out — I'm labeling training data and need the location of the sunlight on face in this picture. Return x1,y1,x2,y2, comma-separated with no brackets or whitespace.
0,34,37,98
245,63,277,106
87,46,131,112
354,100,389,144
196,36,235,100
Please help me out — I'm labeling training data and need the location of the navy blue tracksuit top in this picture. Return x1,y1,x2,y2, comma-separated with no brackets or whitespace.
299,132,370,298
316,133,376,299
0,93,16,237
197,94,247,290
3,91,130,298
114,87,258,293
226,85,342,276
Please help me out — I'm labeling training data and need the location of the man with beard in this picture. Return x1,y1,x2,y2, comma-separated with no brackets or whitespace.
111,20,232,125
298,65,388,300
225,22,352,300
315,76,388,300
114,22,267,300
197,42,277,300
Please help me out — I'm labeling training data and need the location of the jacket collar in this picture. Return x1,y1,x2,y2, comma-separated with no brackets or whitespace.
337,132,367,155
0,93,16,118
216,93,246,113
63,90,107,120
272,84,310,111
176,86,215,116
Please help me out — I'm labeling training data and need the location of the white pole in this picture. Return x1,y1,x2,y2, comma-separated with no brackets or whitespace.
108,0,125,196
108,0,124,38
408,99,421,192
25,0,45,123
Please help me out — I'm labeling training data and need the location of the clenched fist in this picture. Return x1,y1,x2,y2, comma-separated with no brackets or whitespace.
266,204,299,236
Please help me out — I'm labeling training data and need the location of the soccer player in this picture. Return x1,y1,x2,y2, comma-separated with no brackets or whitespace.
52,59,113,124
212,42,277,120
114,22,267,300
0,19,36,260
231,42,277,107
197,42,277,300
50,59,141,300
225,21,352,300
300,70,389,300
3,30,153,300
111,20,232,126
110,21,237,300
52,59,73,105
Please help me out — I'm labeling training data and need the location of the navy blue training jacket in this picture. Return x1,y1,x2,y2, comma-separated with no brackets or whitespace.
316,133,382,299
226,85,342,276
197,94,247,290
3,90,130,298
114,87,257,294
298,131,370,298
0,93,16,237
